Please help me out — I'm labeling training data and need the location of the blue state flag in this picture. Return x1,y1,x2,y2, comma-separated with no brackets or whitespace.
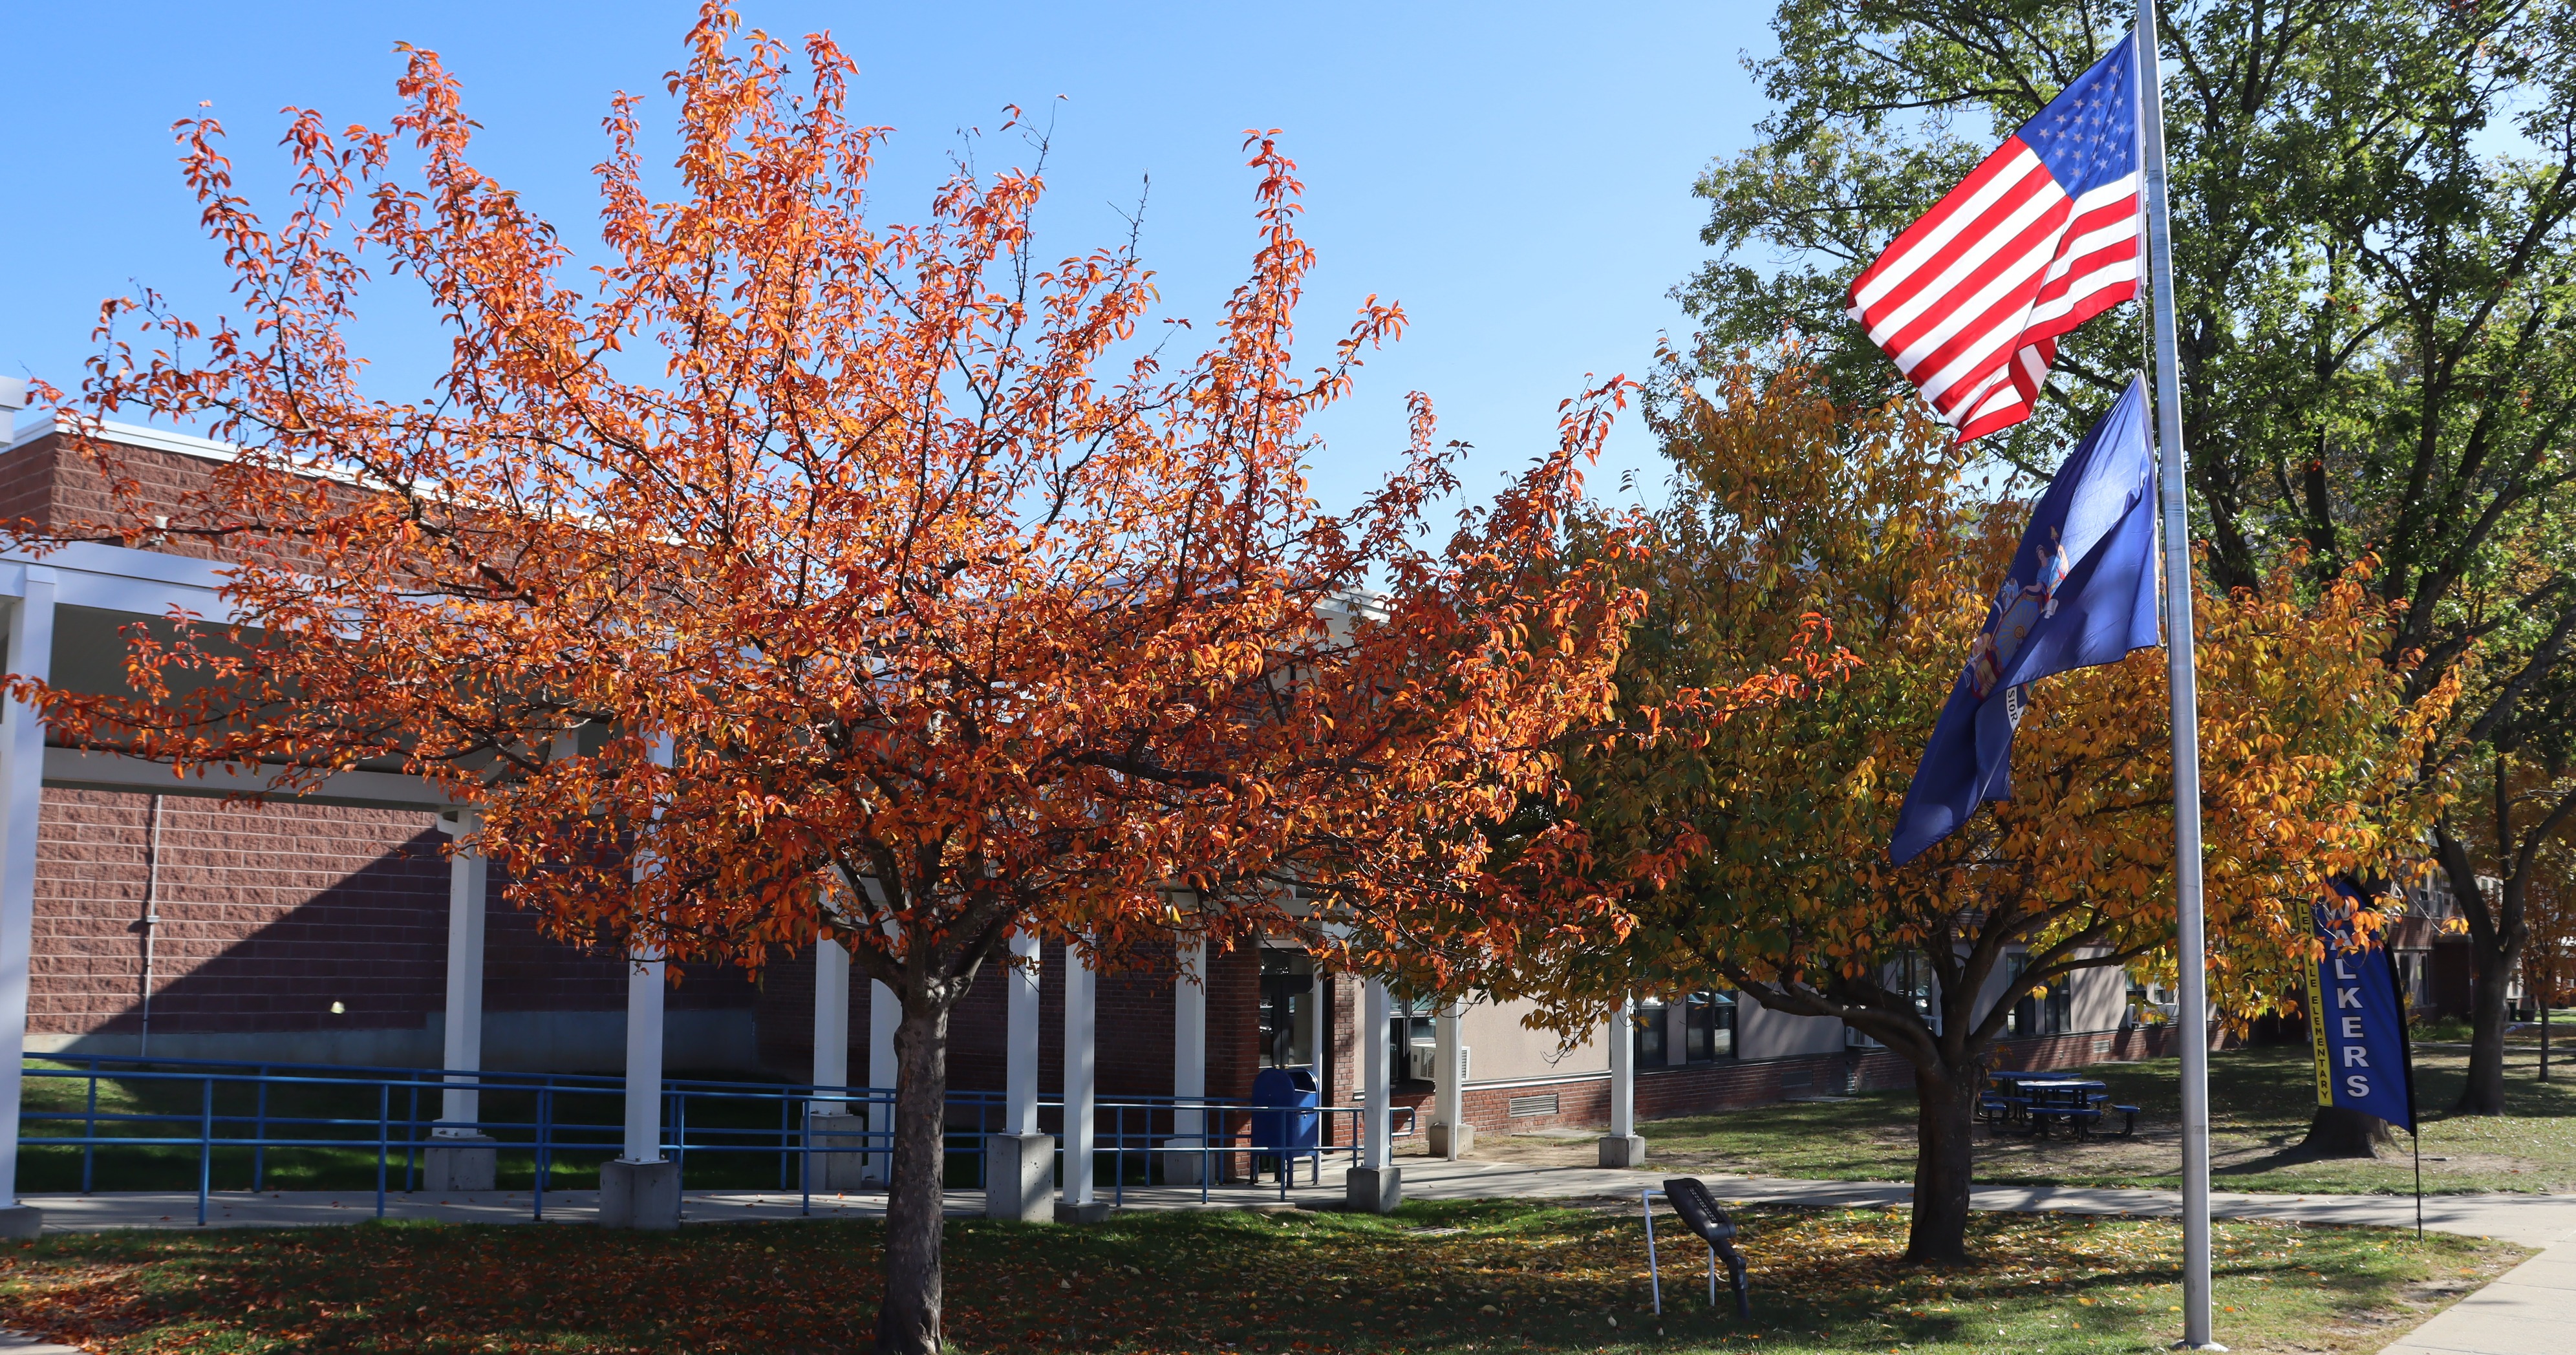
2306,881,2418,1131
1889,375,2162,864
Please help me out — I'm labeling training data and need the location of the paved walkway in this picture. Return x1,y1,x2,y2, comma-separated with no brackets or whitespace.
17,1160,2576,1353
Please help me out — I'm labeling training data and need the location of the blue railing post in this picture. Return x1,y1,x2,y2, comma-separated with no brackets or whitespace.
197,1076,213,1227
252,1072,270,1191
404,1082,419,1194
671,1087,687,1177
79,1067,96,1194
375,1082,390,1219
533,1086,552,1222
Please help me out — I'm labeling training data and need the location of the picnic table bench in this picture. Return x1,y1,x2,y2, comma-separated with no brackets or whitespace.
1982,1072,2138,1139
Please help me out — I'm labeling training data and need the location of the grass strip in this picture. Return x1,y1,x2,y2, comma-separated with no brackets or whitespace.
0,1197,2525,1352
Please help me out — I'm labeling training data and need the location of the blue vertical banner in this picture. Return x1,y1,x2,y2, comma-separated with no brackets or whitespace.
2304,883,2417,1131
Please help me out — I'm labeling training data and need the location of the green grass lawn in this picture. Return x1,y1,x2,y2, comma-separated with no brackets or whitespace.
0,1199,2523,1353
1626,1042,2576,1195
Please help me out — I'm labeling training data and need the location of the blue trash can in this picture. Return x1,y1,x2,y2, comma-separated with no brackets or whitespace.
1250,1067,1319,1184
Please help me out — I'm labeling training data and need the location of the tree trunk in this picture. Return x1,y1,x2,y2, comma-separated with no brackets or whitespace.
1905,1063,1979,1264
2456,943,2513,1115
2300,1105,2396,1158
875,995,954,1355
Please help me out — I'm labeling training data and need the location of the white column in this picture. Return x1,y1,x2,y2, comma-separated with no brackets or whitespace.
1005,928,1040,1136
863,975,899,1184
813,937,850,1093
439,811,488,1131
1360,977,1391,1169
1434,1001,1465,1160
1309,964,1327,1079
0,568,56,1216
869,979,899,1089
621,734,674,1165
1172,935,1207,1138
1609,996,1635,1138
1063,940,1097,1210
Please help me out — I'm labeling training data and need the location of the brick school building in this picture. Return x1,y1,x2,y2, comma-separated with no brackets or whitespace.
0,414,2146,1160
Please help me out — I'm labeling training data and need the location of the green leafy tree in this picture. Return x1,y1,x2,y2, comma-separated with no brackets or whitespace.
1686,0,2576,1114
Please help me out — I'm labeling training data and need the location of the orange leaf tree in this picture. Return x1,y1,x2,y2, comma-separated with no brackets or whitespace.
12,10,1666,1349
1539,359,2455,1263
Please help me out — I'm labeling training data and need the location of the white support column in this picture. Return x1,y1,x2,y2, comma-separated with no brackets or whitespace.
866,977,899,1184
440,813,488,1127
1163,934,1208,1183
601,734,679,1228
987,928,1051,1221
800,933,863,1194
1346,976,1399,1213
1599,995,1646,1168
620,950,669,1157
0,568,55,1237
1057,939,1104,1222
1433,1001,1470,1159
1005,930,1040,1135
424,809,499,1191
1309,963,1327,1079
1173,935,1207,1128
813,937,850,1093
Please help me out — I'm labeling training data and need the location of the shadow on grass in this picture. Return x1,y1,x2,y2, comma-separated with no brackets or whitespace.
0,1199,2520,1354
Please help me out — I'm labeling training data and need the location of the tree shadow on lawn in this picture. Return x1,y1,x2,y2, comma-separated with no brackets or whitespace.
0,1199,2518,1353
1633,1046,2576,1194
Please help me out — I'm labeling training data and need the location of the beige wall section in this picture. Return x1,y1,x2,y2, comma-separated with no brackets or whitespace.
1738,998,1845,1060
1457,996,1610,1084
2072,958,2127,1030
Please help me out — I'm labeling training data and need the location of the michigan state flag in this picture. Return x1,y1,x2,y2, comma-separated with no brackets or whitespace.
2306,881,2417,1131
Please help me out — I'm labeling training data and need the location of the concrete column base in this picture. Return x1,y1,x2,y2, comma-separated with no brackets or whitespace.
597,1158,682,1230
1346,1165,1402,1213
1158,1136,1205,1184
985,1132,1055,1222
424,1134,498,1192
1054,1199,1111,1224
804,1112,875,1193
1596,1133,1648,1168
1428,1121,1476,1158
0,1204,42,1239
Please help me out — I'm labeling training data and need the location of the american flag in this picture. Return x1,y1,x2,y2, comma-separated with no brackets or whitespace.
1847,38,2141,443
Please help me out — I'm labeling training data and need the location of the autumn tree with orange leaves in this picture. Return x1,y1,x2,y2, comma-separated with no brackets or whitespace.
5,10,1741,1350
1532,361,2456,1264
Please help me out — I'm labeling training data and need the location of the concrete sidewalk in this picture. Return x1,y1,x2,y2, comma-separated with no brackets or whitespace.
20,1160,2576,1354
21,1158,2576,1242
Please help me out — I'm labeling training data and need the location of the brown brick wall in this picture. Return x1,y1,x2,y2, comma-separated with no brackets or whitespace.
28,787,756,1056
0,431,233,559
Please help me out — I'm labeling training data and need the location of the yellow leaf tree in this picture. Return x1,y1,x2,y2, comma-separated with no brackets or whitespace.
1542,359,2455,1263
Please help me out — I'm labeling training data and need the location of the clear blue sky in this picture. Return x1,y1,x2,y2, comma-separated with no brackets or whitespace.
1,1,1776,516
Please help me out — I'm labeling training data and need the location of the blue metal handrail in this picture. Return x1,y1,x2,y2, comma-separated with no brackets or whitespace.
19,1054,1414,1224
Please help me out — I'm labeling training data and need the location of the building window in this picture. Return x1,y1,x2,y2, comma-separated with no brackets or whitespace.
1684,990,1734,1060
1260,950,1315,1069
1632,998,1668,1068
1892,952,1938,1032
1389,990,1437,1087
2008,954,2070,1037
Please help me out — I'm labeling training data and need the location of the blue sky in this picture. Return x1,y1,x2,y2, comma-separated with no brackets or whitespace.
1,2,1776,517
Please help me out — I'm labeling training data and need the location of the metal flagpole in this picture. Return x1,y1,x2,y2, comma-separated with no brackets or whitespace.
2136,1,2220,1348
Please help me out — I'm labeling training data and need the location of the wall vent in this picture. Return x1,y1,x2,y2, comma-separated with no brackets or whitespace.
1507,1093,1560,1118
